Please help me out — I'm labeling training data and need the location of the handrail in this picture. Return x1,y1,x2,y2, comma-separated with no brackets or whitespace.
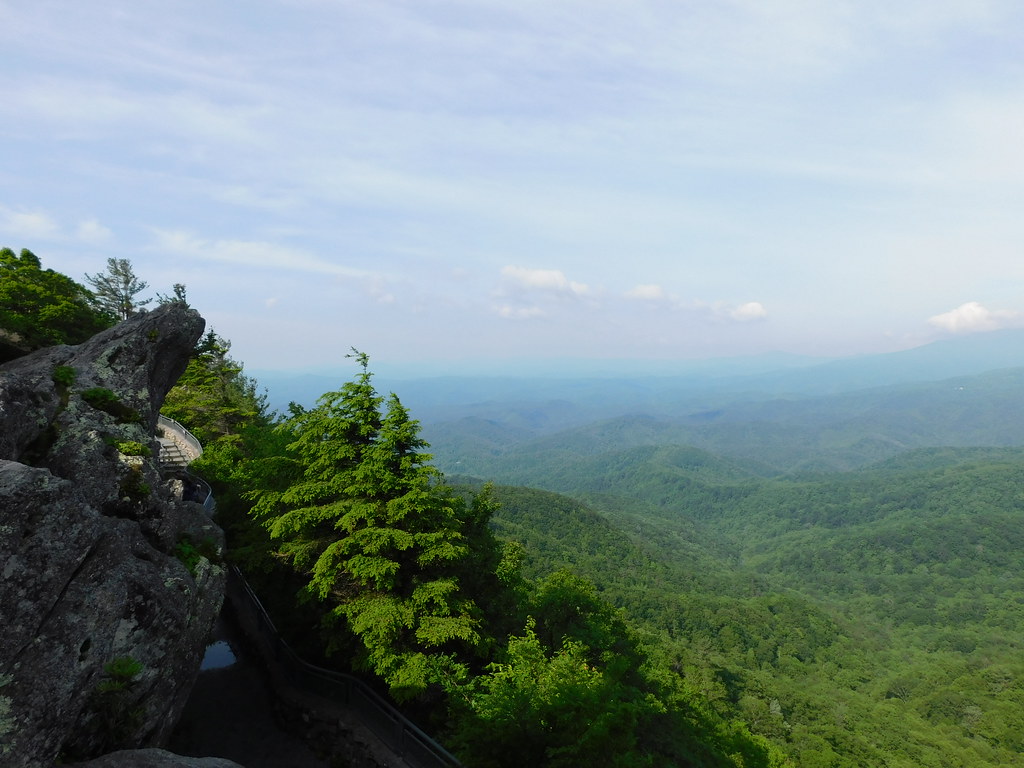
157,415,214,512
157,414,203,460
230,565,464,768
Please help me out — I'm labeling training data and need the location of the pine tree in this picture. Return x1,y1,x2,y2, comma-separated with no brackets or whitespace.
84,257,152,320
250,351,482,698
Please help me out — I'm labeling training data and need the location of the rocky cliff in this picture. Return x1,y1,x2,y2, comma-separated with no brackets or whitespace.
0,305,227,767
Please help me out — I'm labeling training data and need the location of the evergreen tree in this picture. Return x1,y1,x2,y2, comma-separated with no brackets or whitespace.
84,257,152,320
157,283,189,307
162,330,266,447
250,351,482,698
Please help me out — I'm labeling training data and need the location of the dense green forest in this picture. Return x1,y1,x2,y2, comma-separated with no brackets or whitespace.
6,250,1023,766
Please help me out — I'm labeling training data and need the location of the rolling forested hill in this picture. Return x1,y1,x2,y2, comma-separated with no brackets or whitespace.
424,361,1024,767
451,448,1024,767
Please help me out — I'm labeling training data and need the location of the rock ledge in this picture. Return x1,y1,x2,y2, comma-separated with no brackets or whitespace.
0,305,226,768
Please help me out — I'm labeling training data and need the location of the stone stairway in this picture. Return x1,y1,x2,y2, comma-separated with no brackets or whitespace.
157,437,192,470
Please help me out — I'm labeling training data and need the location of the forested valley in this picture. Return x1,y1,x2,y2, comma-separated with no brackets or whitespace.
5,249,1023,767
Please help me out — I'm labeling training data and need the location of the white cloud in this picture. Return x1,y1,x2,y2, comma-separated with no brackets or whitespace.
501,266,590,297
76,218,112,243
265,297,279,308
624,290,766,322
928,301,1021,333
730,301,768,321
366,277,396,304
625,284,668,301
495,304,545,319
0,207,60,240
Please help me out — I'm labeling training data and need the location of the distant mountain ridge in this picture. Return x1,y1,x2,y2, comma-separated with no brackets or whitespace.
253,327,1024,420
251,328,1024,476
427,367,1024,477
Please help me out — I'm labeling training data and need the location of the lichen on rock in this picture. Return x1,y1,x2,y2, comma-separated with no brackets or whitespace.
0,305,227,768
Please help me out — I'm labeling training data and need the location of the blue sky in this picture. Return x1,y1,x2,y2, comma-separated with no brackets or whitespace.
3,1,1024,374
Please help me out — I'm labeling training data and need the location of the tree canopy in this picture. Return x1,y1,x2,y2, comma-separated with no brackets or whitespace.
0,247,112,360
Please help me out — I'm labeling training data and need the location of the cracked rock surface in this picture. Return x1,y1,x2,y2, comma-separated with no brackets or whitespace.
0,305,227,768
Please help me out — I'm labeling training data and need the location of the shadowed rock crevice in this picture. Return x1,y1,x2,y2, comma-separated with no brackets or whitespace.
0,305,228,768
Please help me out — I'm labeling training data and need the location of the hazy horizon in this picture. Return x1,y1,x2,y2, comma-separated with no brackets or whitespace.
4,2,1024,372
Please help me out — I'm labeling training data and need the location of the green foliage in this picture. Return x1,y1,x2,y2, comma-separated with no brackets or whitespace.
0,247,112,359
81,387,141,423
174,536,220,577
162,331,268,447
84,257,151,320
99,657,143,690
82,387,119,409
113,440,151,457
119,468,150,501
91,656,144,751
456,431,1024,767
249,352,487,699
449,618,638,767
52,365,76,387
156,283,189,307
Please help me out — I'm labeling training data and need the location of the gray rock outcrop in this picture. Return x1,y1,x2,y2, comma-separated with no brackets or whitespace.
0,305,227,767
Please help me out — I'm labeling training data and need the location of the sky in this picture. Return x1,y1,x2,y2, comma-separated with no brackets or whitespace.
3,0,1024,375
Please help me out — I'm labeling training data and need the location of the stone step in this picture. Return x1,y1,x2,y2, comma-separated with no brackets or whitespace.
158,438,191,468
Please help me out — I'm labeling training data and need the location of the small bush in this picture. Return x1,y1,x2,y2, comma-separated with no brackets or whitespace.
175,536,220,577
115,440,152,457
93,656,144,750
99,657,144,691
82,387,119,409
52,365,76,387
82,387,142,424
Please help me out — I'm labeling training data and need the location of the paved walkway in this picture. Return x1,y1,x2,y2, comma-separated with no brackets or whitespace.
169,662,329,768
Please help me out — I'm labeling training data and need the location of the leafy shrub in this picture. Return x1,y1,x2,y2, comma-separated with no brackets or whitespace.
114,440,151,457
82,387,118,409
175,536,220,577
82,387,141,424
98,657,143,691
92,656,144,750
52,365,76,387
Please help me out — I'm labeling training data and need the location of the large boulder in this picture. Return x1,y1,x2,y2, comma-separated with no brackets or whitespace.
0,305,227,767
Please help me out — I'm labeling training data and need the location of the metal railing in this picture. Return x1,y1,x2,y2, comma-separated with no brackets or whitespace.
230,566,464,768
157,414,203,461
157,415,214,513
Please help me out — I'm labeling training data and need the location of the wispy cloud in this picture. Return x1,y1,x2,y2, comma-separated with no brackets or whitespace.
500,266,590,297
0,207,60,241
625,284,767,323
625,283,669,302
495,304,545,320
150,229,374,279
76,218,112,244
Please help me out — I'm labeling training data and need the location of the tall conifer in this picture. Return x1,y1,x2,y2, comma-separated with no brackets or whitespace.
250,351,481,697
